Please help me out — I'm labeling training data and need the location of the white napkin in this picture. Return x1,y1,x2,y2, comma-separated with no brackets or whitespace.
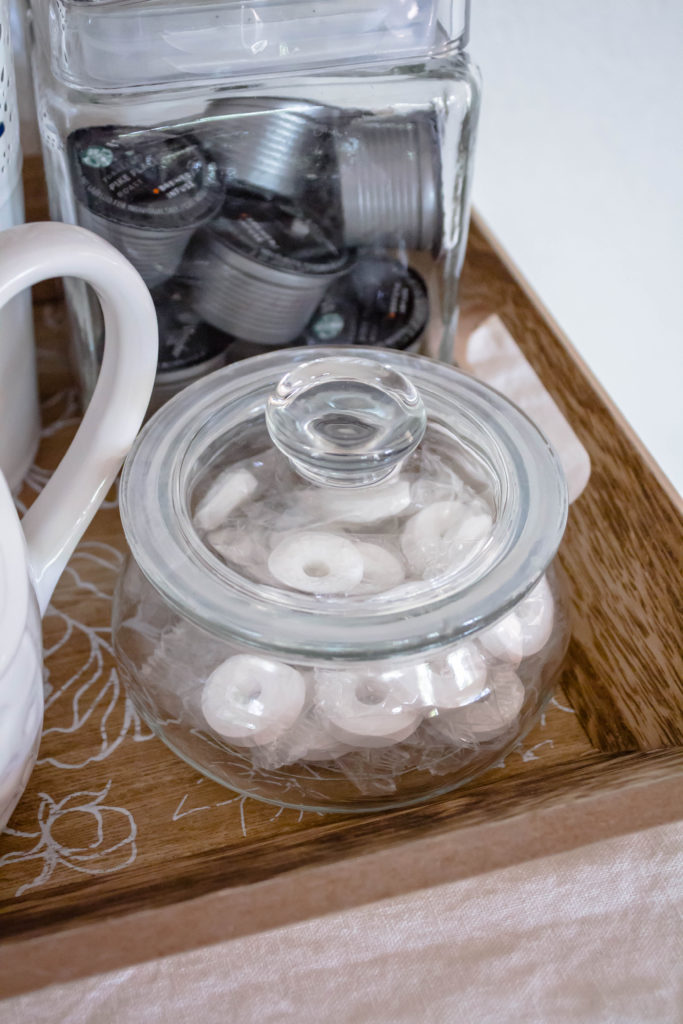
2,821,681,1024
464,315,591,504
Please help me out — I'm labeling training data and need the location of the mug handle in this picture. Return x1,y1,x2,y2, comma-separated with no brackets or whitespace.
0,222,158,614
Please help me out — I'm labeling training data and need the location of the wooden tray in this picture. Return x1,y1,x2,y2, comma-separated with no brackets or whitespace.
1,163,681,998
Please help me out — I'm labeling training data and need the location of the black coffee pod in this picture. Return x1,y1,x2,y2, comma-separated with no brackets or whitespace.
187,192,353,345
149,281,231,409
151,347,229,411
222,338,293,365
68,125,223,288
152,281,231,372
300,258,429,352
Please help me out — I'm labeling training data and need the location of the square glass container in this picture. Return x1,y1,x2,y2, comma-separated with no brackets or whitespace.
28,0,480,403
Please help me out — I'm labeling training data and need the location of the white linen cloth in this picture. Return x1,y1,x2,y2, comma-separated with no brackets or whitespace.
463,315,591,504
3,821,681,1023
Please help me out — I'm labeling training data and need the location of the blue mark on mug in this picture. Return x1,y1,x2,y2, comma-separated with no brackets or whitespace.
0,123,5,138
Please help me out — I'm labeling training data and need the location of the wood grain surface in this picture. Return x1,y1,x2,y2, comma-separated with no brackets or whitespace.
0,159,680,997
455,219,683,752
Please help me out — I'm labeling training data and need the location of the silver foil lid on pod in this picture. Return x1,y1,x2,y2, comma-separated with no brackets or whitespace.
336,113,442,253
299,258,429,352
68,125,222,287
187,190,354,346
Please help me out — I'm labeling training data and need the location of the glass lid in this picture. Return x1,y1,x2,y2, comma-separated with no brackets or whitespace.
120,348,567,658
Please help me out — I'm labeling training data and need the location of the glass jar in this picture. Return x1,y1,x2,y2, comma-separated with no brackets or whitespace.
29,0,480,404
113,348,570,813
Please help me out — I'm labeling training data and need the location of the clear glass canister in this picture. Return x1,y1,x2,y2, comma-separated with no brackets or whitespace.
29,0,480,404
113,348,570,813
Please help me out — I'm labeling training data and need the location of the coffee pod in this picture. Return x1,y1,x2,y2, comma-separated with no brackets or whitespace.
150,281,231,409
152,349,229,411
335,114,441,252
300,258,429,352
301,291,359,347
204,97,338,202
222,339,291,364
68,126,223,288
76,210,199,291
187,192,353,345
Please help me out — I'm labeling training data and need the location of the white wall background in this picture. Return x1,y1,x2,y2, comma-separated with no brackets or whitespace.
470,0,683,494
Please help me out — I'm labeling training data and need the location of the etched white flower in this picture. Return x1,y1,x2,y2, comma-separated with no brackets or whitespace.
0,783,137,896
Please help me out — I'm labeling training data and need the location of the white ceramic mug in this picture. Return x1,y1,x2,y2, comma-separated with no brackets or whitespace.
0,221,158,831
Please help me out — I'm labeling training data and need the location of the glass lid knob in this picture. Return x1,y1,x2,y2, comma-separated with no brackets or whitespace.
266,355,427,487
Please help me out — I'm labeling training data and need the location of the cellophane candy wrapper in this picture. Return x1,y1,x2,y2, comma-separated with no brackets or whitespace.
116,567,566,800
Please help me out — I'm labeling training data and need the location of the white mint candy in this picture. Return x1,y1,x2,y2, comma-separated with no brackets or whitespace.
401,500,464,574
201,654,306,746
401,499,493,575
516,575,555,656
410,468,463,507
315,665,423,748
433,670,525,743
315,478,412,524
450,509,493,545
262,711,352,766
303,740,352,762
479,613,524,666
290,714,353,762
194,468,258,531
424,641,489,709
268,531,364,594
354,542,406,593
207,526,265,568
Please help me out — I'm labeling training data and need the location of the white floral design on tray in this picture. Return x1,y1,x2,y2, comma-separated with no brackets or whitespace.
40,541,154,770
13,390,80,517
1,390,149,895
172,777,315,836
15,390,120,517
16,391,154,768
0,783,137,897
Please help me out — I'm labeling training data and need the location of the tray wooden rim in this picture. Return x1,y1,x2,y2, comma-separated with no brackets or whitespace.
1,749,680,999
